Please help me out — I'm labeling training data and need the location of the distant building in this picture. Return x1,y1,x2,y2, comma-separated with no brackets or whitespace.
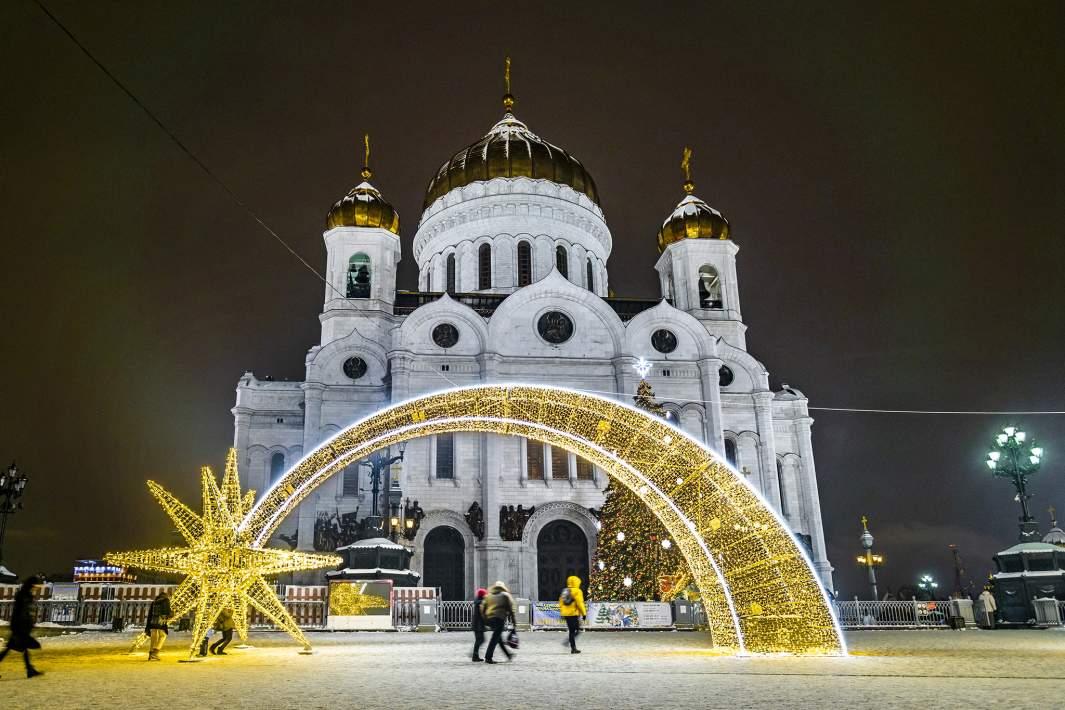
231,79,834,598
73,559,136,583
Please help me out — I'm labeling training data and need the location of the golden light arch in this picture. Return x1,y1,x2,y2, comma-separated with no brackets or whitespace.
240,384,845,655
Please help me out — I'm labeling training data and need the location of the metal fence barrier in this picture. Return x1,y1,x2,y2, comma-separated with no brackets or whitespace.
5,596,1063,632
833,600,953,628
439,600,475,629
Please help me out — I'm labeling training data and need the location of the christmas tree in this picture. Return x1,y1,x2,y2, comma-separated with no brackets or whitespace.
589,380,690,601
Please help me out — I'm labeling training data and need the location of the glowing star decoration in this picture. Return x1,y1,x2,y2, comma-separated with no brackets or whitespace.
632,357,653,379
106,449,341,658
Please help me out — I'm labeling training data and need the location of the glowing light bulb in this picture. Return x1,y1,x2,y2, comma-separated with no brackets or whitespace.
662,539,672,549
988,451,1001,462
997,434,1008,445
623,577,633,588
616,532,626,542
1004,427,1016,436
1015,431,1026,442
1031,447,1044,458
597,560,605,571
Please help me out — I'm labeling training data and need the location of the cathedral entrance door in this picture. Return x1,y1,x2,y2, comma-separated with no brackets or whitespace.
422,526,465,600
536,520,588,601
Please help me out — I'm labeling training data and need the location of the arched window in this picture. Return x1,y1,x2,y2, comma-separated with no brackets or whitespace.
777,459,789,516
478,244,492,290
517,241,532,286
347,253,371,298
555,245,568,278
698,264,722,309
436,433,454,479
446,253,456,294
724,438,737,467
585,258,594,292
269,452,285,484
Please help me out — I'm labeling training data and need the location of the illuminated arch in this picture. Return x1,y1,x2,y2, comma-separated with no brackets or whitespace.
241,385,844,655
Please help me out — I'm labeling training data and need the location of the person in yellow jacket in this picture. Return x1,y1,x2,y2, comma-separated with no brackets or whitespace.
559,575,586,654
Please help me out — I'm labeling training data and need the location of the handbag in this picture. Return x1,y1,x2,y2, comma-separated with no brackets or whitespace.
505,629,519,650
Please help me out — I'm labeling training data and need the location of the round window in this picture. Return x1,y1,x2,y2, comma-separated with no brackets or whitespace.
651,329,677,354
432,322,460,348
718,365,734,387
343,356,367,380
537,311,574,344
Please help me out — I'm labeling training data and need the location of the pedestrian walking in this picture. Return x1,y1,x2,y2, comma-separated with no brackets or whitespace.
145,590,172,661
559,575,587,654
471,588,488,662
978,587,997,629
0,576,44,678
482,580,515,664
209,607,236,655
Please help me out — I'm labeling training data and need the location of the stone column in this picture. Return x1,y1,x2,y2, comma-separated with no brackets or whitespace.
297,383,325,551
478,353,505,588
390,353,414,403
697,358,725,452
752,391,782,512
796,416,834,588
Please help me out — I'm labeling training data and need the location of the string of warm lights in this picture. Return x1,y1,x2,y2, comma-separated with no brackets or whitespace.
243,384,844,655
107,450,341,657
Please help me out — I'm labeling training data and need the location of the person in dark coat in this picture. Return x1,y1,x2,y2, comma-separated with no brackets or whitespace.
145,590,172,661
482,580,515,664
471,588,488,662
209,607,235,655
0,576,43,678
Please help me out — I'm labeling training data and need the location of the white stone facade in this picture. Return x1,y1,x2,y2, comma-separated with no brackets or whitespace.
231,121,834,598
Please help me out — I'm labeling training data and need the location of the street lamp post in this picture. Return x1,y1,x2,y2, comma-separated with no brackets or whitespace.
358,444,406,536
855,516,884,601
917,574,939,600
0,462,29,583
986,426,1044,541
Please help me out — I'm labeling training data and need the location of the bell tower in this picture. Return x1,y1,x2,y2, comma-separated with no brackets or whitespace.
322,135,402,319
654,148,745,349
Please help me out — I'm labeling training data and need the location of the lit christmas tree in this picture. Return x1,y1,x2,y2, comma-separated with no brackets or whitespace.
589,379,690,601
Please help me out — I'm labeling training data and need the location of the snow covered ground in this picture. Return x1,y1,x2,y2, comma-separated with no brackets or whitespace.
3,628,1063,709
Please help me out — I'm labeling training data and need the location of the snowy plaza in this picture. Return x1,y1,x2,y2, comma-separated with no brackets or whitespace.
8,629,1063,709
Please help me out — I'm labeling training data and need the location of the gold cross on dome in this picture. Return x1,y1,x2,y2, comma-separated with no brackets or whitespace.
860,515,869,531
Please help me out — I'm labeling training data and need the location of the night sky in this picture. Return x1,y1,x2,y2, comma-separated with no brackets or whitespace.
2,1,1062,597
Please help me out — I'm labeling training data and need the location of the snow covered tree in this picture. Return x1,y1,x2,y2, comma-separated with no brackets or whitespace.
589,380,689,601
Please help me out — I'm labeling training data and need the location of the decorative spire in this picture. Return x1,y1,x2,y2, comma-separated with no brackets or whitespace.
361,133,372,180
681,146,695,194
502,56,515,113
860,515,869,532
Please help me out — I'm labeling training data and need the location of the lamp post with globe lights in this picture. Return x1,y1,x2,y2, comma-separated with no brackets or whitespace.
986,426,1044,541
855,516,884,600
0,462,29,583
917,574,939,600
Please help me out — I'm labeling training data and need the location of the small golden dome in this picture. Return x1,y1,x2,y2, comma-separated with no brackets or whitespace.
423,112,600,210
326,135,400,234
657,147,729,252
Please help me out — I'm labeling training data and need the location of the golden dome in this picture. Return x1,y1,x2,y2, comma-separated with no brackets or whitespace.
657,147,730,252
326,135,400,234
423,111,600,210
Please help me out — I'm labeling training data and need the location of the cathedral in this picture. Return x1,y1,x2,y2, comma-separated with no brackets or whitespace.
231,78,834,600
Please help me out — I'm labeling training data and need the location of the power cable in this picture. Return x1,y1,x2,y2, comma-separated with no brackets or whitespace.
33,0,348,302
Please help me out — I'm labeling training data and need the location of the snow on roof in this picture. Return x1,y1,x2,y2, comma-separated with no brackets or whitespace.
996,541,1064,555
335,537,407,551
